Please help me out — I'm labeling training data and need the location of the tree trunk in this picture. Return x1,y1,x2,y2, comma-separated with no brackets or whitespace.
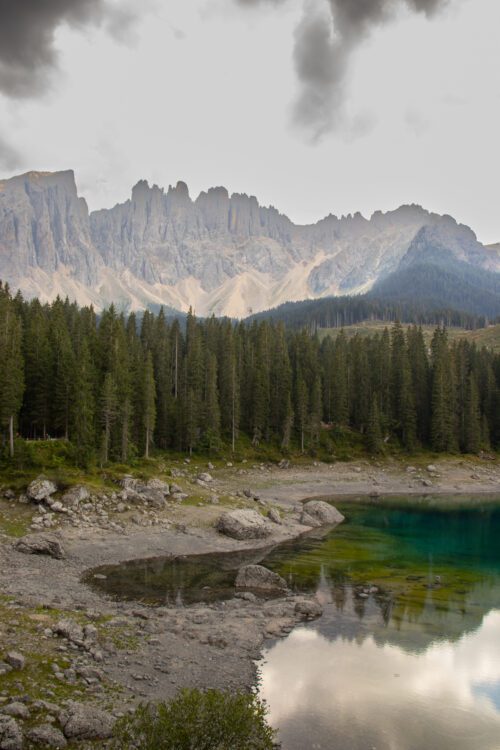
145,424,149,459
9,415,14,458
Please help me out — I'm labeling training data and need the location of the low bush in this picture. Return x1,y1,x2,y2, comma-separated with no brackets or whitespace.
112,688,278,750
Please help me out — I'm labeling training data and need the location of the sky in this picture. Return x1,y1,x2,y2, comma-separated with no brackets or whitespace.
0,0,499,244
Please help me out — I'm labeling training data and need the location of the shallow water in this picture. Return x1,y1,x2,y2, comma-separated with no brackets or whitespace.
259,499,500,750
87,496,500,749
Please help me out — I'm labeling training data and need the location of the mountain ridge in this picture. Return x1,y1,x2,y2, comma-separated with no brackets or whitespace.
0,169,498,317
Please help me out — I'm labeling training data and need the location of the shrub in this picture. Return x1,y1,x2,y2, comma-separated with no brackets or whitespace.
112,688,278,750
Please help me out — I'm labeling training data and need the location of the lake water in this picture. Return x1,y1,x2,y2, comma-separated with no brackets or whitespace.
86,496,500,750
259,499,500,750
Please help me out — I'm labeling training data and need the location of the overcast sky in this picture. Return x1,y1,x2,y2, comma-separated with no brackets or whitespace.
0,0,499,244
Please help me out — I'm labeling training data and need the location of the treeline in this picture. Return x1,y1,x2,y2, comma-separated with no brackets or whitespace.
248,295,493,332
1,282,500,465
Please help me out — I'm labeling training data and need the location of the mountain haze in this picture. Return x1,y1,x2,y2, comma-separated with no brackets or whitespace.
0,169,499,317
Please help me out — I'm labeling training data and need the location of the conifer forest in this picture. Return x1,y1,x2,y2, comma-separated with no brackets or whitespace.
1,281,499,465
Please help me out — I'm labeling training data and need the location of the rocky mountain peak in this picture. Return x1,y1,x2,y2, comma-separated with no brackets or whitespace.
0,169,498,317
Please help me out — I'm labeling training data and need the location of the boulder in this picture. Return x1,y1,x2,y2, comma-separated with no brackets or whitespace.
59,702,114,740
5,653,24,671
300,501,344,528
14,534,65,560
235,564,288,592
27,477,57,502
0,704,29,720
54,619,85,646
142,490,167,509
27,724,67,748
216,510,272,540
294,599,323,619
0,716,23,750
61,485,90,508
146,478,170,495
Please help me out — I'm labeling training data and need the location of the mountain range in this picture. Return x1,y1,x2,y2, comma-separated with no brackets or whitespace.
0,169,499,318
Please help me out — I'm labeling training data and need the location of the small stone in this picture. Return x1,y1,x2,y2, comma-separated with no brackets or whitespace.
267,508,282,525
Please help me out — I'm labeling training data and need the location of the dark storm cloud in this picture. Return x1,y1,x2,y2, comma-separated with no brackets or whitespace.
0,0,137,97
235,0,450,139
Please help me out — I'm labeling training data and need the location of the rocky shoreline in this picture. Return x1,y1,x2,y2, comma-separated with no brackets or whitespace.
1,456,499,748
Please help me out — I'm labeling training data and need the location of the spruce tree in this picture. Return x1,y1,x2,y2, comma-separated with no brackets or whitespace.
142,352,157,458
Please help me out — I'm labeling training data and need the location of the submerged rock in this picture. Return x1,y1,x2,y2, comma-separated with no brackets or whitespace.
300,500,344,528
235,564,288,592
294,599,323,619
216,510,272,540
14,533,65,559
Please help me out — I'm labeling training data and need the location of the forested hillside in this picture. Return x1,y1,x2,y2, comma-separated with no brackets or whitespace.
1,281,499,465
248,295,491,331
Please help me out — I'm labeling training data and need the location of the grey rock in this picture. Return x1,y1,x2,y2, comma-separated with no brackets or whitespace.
27,477,57,502
300,501,345,528
235,565,288,592
14,534,65,559
267,508,282,525
5,653,25,670
294,600,323,618
197,473,213,483
0,703,29,720
0,716,23,750
216,510,272,540
61,485,90,508
53,619,84,646
2,170,498,318
146,478,170,495
27,725,67,748
59,702,114,740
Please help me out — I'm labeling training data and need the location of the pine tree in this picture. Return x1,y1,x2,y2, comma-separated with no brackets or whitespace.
100,373,118,465
464,373,481,454
203,353,221,453
366,399,383,454
0,288,25,456
72,338,96,466
142,352,157,458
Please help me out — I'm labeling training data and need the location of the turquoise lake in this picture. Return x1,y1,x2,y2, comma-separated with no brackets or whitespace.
88,495,500,749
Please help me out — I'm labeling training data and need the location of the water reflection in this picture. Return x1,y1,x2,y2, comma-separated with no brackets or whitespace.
258,501,500,750
260,610,500,750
